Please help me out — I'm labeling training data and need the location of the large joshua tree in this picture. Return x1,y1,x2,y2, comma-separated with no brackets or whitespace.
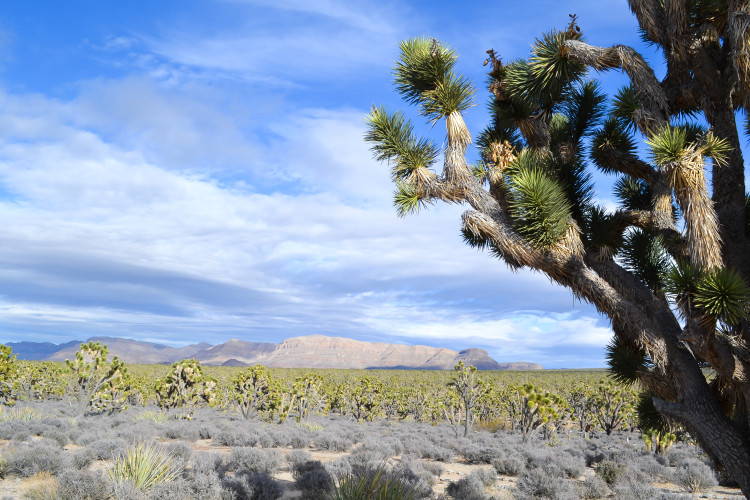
365,2,750,493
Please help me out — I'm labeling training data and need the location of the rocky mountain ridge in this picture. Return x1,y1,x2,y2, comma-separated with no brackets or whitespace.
7,335,543,370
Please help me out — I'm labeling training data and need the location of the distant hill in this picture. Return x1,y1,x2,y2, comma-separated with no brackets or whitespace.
6,334,543,370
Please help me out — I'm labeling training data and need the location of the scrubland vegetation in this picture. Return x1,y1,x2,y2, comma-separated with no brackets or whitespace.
0,343,742,499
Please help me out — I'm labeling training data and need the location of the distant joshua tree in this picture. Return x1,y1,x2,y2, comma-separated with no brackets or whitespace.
366,2,750,493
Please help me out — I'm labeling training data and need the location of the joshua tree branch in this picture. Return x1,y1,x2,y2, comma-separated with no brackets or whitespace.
563,40,669,130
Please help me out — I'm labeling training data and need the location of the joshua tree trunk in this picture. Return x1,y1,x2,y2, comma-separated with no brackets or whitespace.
366,2,750,492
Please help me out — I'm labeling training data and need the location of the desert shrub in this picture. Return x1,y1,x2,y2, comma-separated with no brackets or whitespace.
446,474,486,500
462,445,503,464
595,460,625,485
293,460,335,496
580,475,609,499
512,468,577,500
288,431,311,449
2,440,68,477
188,469,227,500
227,447,282,475
71,447,97,470
471,468,497,487
329,467,419,500
165,441,193,467
143,478,195,500
632,454,672,482
40,428,68,447
492,455,526,476
134,409,168,423
325,456,353,479
109,442,183,490
316,432,353,452
389,455,433,499
348,449,387,472
163,420,202,442
21,472,58,500
57,470,112,500
673,459,718,493
423,461,444,478
191,452,225,476
419,443,453,462
0,407,43,422
222,471,284,500
612,474,659,500
523,448,582,479
284,449,313,469
90,437,128,460
664,445,696,467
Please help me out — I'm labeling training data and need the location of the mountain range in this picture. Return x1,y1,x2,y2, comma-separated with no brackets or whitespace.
6,335,543,370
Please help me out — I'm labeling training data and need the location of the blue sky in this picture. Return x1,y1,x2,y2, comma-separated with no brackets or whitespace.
0,1,703,368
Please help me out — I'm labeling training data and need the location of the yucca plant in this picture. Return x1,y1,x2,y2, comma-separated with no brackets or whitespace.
327,467,419,500
366,2,750,493
109,442,182,490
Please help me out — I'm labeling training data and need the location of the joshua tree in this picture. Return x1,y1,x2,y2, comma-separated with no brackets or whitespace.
156,358,216,419
448,361,485,437
365,3,750,493
234,364,275,420
66,341,129,415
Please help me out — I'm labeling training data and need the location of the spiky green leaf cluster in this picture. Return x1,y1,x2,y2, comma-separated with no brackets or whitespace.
505,152,572,249
591,118,639,175
364,107,439,182
393,37,475,122
662,261,702,314
637,391,673,435
392,183,424,217
612,85,641,133
605,336,649,385
512,30,586,105
646,125,688,165
564,81,607,140
585,206,623,256
110,442,183,490
614,176,651,211
694,267,750,325
646,124,732,167
621,229,669,292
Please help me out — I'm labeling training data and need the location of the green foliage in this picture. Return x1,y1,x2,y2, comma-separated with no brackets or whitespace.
393,182,425,218
234,364,275,420
109,442,182,490
605,336,649,385
292,373,325,422
346,377,383,422
364,107,439,181
393,37,474,122
513,29,586,106
328,467,419,500
613,176,651,211
694,267,750,325
611,85,640,133
448,362,485,437
590,117,638,175
156,358,216,419
65,342,129,415
505,152,573,249
0,406,43,422
620,229,669,292
646,125,688,165
563,80,607,140
0,345,17,406
590,378,636,435
585,206,622,258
